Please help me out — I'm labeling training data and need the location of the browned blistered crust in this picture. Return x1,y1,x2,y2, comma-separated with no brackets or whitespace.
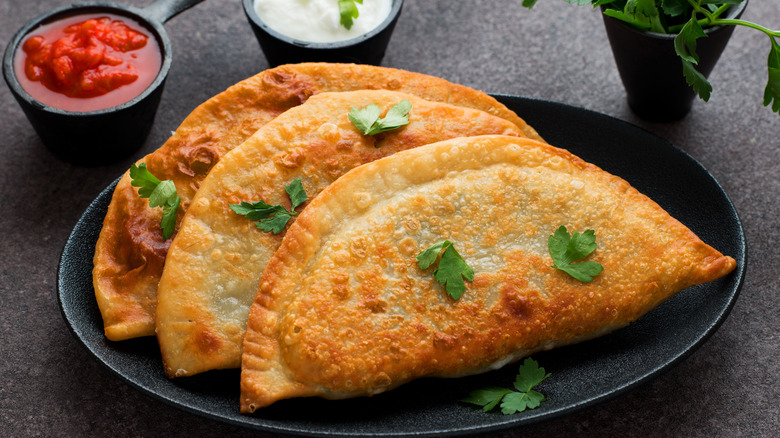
154,90,526,378
239,135,736,412
92,63,542,341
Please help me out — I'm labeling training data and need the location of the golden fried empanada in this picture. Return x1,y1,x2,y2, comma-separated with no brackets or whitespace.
240,135,736,411
93,63,542,341
155,91,527,377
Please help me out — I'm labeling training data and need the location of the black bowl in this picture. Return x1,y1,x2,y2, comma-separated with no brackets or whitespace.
3,3,171,166
243,0,404,67
2,0,204,166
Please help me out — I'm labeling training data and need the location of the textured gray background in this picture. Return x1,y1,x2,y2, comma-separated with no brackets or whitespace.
1,0,777,436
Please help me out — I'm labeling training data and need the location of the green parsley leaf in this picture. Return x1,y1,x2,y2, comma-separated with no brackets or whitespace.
514,356,552,392
500,389,546,414
416,240,451,270
285,177,307,210
229,178,308,234
548,225,604,282
160,196,180,240
462,358,551,414
148,180,177,209
628,0,661,20
338,0,363,30
675,16,707,65
374,99,412,131
128,162,161,198
682,58,713,101
764,38,780,114
349,100,412,137
416,240,474,300
348,103,380,134
229,200,287,221
673,13,717,102
460,387,513,413
129,163,181,240
660,0,688,17
257,210,296,234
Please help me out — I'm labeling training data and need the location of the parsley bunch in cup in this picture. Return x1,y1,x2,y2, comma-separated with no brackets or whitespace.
523,0,780,115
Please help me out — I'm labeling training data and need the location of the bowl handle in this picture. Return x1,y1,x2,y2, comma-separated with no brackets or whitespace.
142,0,207,24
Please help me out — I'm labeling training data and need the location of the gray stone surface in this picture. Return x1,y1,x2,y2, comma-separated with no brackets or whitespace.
1,1,777,436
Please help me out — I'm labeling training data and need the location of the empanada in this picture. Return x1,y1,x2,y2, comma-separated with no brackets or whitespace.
239,135,736,411
155,91,527,377
92,63,542,341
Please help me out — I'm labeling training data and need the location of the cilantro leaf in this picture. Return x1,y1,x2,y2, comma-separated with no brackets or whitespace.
416,240,474,300
462,358,551,415
548,226,604,282
229,178,308,234
129,163,181,239
349,100,412,137
338,0,363,30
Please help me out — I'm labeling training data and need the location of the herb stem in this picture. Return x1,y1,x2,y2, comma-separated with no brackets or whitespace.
668,2,727,33
649,14,665,34
713,19,780,38
675,0,780,37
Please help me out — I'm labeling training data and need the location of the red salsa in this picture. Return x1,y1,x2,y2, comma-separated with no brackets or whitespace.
14,13,162,112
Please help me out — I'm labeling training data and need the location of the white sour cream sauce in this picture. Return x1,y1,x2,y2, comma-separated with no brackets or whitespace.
254,0,393,43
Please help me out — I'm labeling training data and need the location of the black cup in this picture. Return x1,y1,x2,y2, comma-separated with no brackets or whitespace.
243,0,404,67
602,1,747,122
2,0,204,166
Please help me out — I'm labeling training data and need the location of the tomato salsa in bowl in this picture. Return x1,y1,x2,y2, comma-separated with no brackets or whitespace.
3,1,201,166
15,12,163,113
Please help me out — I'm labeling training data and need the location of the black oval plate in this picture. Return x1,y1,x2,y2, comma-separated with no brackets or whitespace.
57,96,746,437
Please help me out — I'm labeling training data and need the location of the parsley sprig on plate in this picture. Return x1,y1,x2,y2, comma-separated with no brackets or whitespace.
230,178,308,234
462,358,551,414
129,163,181,240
